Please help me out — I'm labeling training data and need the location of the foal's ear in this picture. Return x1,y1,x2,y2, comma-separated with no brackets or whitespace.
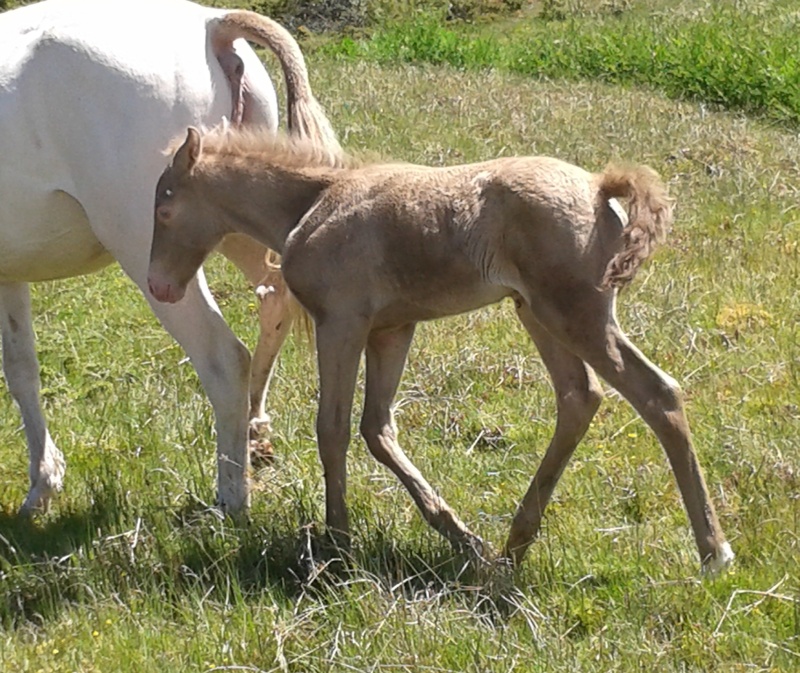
172,127,203,175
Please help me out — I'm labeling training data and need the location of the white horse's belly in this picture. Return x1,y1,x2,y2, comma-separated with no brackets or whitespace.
0,184,112,282
0,0,245,284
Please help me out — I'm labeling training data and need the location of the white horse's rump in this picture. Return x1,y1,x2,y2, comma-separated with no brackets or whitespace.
0,0,315,513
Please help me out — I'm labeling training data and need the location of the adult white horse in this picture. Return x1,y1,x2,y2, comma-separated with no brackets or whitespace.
0,0,338,514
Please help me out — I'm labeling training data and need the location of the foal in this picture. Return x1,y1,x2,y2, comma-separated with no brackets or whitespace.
148,127,734,572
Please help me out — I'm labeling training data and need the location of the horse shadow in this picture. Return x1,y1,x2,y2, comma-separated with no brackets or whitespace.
1,480,518,630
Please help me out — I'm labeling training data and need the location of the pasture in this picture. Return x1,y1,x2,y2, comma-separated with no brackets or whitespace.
1,1,799,671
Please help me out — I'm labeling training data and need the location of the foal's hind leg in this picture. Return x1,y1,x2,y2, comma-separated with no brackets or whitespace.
0,283,66,513
528,289,732,572
587,325,732,571
360,325,484,556
505,300,603,566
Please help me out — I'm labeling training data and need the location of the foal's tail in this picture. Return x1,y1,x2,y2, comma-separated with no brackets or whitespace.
211,11,343,160
598,164,674,290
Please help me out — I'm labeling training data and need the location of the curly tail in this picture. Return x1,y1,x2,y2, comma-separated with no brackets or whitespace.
212,11,342,159
599,164,674,290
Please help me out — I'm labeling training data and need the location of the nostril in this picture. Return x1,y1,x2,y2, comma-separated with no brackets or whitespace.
147,276,168,302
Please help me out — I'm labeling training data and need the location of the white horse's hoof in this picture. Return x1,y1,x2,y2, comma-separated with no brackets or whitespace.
703,541,735,576
19,449,66,514
248,414,273,439
248,416,275,468
216,479,251,516
20,478,62,514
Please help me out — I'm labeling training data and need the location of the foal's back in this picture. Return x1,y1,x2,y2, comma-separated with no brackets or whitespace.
282,155,613,328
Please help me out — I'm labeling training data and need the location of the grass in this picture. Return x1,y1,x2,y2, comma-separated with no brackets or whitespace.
2,5,800,673
319,0,800,126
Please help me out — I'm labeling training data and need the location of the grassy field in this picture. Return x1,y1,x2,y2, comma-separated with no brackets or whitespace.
322,0,800,125
2,2,800,672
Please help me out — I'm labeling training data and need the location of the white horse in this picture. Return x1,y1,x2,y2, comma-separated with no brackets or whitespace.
0,0,338,514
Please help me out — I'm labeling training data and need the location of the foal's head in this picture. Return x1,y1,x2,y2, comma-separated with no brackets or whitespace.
148,127,223,303
148,125,351,304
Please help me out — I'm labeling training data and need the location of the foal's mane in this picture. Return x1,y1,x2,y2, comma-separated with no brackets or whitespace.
195,126,357,170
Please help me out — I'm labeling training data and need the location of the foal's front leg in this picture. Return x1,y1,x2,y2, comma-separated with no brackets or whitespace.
360,325,485,557
314,317,370,547
586,326,734,571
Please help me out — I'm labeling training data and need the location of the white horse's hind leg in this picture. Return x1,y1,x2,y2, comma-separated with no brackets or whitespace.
217,234,294,464
143,272,252,512
249,274,293,465
251,269,293,431
0,283,66,513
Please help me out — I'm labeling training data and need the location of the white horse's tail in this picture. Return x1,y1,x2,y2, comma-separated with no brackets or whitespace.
599,164,674,290
211,11,342,158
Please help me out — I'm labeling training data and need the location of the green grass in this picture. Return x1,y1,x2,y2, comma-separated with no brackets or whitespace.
318,0,800,126
2,6,800,673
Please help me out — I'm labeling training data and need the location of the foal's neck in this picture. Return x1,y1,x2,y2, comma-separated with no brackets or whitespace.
201,157,335,254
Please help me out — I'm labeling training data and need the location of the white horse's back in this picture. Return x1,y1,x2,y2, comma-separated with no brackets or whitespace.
0,0,278,283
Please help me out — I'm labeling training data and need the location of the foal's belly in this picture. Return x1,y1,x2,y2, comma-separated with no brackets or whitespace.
371,281,511,329
0,183,112,282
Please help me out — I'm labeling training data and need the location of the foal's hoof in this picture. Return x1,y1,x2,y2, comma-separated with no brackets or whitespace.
457,534,495,567
295,524,351,585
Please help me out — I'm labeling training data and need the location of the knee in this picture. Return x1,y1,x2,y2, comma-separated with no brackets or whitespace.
218,338,251,387
2,349,40,399
317,416,350,462
201,338,251,413
585,375,605,411
358,412,378,443
640,376,690,437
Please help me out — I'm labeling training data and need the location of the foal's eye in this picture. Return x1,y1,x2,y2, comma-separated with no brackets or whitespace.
164,188,174,198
